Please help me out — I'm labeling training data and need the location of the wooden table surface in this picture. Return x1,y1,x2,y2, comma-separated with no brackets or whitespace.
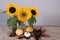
0,25,60,40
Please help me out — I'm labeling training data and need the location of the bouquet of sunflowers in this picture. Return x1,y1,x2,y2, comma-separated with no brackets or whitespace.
5,4,50,40
6,4,38,38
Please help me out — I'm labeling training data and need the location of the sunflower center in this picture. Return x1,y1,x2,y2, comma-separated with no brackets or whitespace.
31,10,36,15
9,7,16,13
22,12,26,17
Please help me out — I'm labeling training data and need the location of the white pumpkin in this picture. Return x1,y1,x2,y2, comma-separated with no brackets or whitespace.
24,32,31,37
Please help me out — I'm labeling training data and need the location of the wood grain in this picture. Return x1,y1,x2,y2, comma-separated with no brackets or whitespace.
0,25,60,40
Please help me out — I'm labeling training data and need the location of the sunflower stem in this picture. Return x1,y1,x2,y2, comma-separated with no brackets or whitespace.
21,22,25,30
29,23,33,27
12,24,17,33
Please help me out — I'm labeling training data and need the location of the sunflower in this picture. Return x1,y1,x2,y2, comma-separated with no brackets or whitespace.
29,7,38,17
6,4,19,16
17,7,32,22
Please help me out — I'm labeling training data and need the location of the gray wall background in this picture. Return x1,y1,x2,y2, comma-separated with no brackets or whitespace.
0,0,60,26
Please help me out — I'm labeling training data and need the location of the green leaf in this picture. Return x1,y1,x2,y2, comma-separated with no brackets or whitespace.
28,17,36,26
7,16,17,27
